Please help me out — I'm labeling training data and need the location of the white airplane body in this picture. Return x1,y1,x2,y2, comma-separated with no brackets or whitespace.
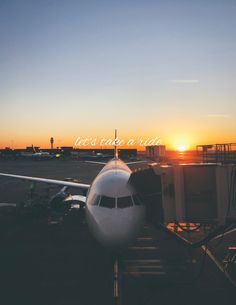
86,159,145,247
0,136,146,249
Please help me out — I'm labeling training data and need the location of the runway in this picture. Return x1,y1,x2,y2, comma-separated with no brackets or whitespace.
0,160,235,305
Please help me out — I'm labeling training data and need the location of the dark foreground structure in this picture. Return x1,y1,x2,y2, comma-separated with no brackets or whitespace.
0,160,235,305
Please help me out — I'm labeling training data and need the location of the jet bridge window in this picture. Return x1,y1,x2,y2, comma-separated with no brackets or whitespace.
117,196,133,208
100,196,116,208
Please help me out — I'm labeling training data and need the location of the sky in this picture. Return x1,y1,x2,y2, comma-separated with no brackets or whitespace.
1,0,236,150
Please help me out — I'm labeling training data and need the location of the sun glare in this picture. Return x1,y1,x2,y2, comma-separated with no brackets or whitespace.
176,143,187,152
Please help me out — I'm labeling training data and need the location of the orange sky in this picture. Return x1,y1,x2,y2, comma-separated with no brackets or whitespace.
1,126,236,151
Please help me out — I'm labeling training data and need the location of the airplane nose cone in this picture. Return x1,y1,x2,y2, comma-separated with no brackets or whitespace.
86,206,145,248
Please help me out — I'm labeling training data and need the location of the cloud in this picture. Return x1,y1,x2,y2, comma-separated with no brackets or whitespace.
169,79,199,84
202,114,229,118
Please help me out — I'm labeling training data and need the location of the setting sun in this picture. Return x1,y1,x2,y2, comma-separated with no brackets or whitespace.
176,144,187,152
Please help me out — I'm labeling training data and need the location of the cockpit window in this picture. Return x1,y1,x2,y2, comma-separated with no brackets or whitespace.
117,196,133,208
132,194,142,206
100,195,116,208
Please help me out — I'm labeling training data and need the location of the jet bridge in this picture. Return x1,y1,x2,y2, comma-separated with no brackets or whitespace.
130,164,236,226
129,168,163,224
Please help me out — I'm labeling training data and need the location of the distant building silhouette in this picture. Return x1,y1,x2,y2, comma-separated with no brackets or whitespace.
50,137,54,149
146,145,166,161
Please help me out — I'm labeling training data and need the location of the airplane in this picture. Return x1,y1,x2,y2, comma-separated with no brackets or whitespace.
0,131,146,249
75,150,115,161
20,146,53,160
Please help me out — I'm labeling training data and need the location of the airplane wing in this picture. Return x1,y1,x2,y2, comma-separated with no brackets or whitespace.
85,160,148,166
126,161,148,165
0,173,90,190
85,161,106,165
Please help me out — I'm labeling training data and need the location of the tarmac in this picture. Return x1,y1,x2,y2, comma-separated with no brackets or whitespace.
0,159,235,305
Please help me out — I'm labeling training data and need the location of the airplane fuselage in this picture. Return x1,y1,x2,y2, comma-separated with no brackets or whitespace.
85,159,146,248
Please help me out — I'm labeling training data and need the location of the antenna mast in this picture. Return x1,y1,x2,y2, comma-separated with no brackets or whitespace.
114,129,118,159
